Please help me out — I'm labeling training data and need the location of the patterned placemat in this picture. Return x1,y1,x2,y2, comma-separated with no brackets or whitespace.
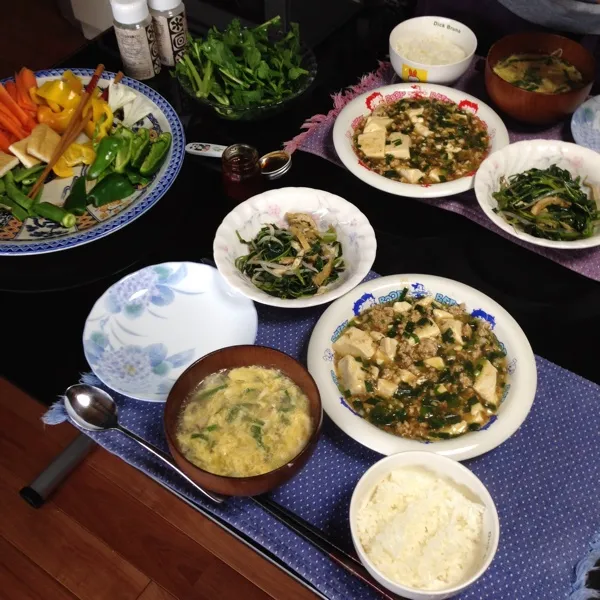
45,274,600,600
283,60,600,284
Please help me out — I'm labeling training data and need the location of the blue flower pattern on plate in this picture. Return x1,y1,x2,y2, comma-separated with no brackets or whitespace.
106,263,189,319
471,308,496,329
352,292,376,315
84,331,194,395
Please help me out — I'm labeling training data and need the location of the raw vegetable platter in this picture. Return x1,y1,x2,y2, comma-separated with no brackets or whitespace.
0,68,184,256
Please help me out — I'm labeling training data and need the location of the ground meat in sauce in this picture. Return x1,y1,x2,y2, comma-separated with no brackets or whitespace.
334,291,508,441
353,98,490,186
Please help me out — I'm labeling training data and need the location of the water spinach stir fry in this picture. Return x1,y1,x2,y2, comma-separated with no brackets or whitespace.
352,97,490,185
333,290,508,441
235,212,345,299
492,165,600,241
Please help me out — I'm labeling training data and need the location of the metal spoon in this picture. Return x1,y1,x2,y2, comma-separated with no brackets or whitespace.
64,384,225,504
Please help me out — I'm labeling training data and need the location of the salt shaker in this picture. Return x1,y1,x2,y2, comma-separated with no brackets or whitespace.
148,0,188,67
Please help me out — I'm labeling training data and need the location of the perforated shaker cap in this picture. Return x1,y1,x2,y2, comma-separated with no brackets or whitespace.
110,0,150,25
148,0,181,11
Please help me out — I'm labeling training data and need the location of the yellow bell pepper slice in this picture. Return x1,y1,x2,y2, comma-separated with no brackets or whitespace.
37,105,76,134
62,70,83,96
84,99,114,141
52,155,74,178
29,87,46,105
36,80,80,110
52,142,97,178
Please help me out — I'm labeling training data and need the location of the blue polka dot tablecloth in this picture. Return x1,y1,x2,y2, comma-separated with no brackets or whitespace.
46,274,600,600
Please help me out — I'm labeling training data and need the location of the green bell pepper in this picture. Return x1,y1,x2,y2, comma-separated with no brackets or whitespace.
131,128,151,169
33,202,76,228
0,178,5,195
114,127,134,173
125,169,150,187
88,173,135,207
64,176,88,216
139,132,172,177
87,137,123,181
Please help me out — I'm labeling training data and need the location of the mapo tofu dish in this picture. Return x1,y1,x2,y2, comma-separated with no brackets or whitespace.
352,98,490,185
333,290,508,441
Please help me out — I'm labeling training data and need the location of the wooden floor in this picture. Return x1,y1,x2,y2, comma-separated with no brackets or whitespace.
0,0,87,78
0,378,317,600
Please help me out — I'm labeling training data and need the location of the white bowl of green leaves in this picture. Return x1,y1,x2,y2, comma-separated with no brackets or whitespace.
474,140,600,249
213,187,377,308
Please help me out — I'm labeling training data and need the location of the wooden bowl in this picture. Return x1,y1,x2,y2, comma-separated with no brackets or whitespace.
164,345,323,497
485,32,595,125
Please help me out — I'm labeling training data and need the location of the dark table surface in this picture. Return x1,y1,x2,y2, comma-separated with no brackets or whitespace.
2,3,600,408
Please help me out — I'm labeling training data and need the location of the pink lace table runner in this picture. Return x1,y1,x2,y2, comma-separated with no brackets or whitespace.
284,60,600,283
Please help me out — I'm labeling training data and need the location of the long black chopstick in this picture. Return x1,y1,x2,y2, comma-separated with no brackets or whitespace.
251,495,403,600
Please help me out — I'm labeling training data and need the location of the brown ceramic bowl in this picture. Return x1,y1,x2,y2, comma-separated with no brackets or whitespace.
164,345,323,497
485,32,595,125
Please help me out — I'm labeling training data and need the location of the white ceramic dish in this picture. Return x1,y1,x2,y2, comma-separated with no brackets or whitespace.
350,451,499,600
213,187,377,308
332,84,509,199
389,16,477,85
307,274,537,460
571,95,600,153
474,139,600,250
83,262,258,402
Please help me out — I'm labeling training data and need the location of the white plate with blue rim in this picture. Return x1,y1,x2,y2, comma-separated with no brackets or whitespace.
572,96,600,153
0,68,185,256
83,262,258,402
307,274,537,460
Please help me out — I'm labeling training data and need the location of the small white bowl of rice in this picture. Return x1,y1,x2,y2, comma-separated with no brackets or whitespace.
350,451,499,600
389,16,477,85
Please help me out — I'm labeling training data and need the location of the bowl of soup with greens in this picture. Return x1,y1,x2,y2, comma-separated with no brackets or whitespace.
164,345,323,496
485,32,595,125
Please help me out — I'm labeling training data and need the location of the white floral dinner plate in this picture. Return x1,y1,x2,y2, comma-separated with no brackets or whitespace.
213,187,377,308
83,262,257,402
474,139,600,250
307,274,537,460
332,83,509,199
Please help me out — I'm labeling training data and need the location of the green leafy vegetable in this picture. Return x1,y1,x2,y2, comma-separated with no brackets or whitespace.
492,165,600,241
175,17,309,111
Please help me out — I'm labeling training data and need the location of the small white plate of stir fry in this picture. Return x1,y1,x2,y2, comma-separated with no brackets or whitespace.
475,140,600,249
213,187,377,308
333,83,509,198
307,274,537,460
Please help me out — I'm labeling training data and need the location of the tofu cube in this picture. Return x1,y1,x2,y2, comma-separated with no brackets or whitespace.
393,301,412,314
398,168,425,184
424,356,445,370
370,331,385,342
473,360,498,406
376,378,397,398
470,402,486,424
363,116,393,133
357,130,386,159
416,297,433,307
440,319,464,345
433,308,454,321
414,320,441,340
385,132,411,159
338,355,366,395
333,327,376,360
414,122,432,137
439,421,468,436
399,369,417,386
379,337,398,361
406,107,424,121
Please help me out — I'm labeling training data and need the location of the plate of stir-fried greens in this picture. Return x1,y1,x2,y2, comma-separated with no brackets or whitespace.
474,140,600,249
213,187,377,307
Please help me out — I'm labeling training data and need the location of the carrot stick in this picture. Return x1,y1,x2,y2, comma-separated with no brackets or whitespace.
15,71,37,112
0,83,36,130
0,129,11,153
0,103,27,136
0,111,27,140
19,67,38,92
5,81,18,102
